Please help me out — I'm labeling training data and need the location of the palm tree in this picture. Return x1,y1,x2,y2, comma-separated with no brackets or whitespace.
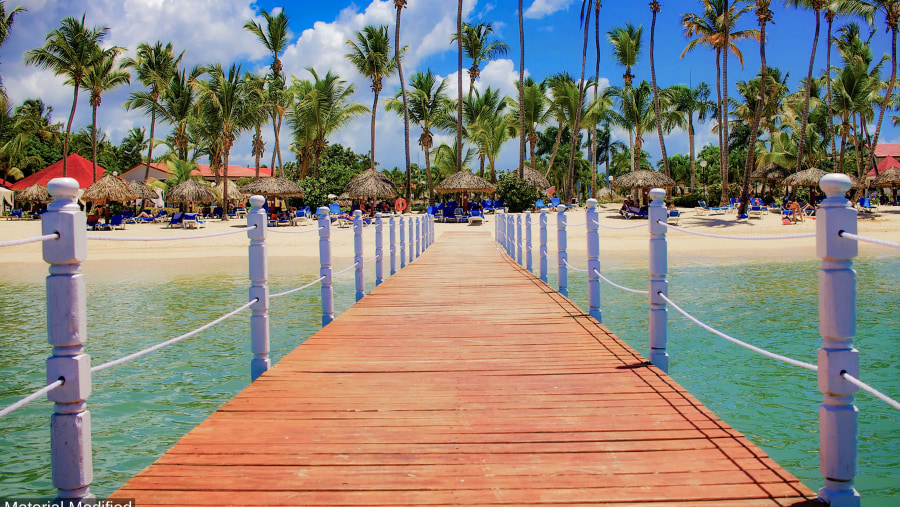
608,23,643,86
582,83,614,194
467,96,517,183
590,0,603,196
544,73,578,177
345,25,398,171
24,15,111,176
509,77,553,172
394,0,412,206
649,1,671,177
453,22,510,102
244,72,269,178
432,141,474,178
122,41,184,181
666,83,715,189
681,0,758,204
0,1,25,103
608,82,656,173
156,66,202,162
567,1,593,203
864,0,900,177
83,46,129,182
518,0,526,179
244,9,289,175
457,0,464,174
194,63,254,220
386,70,451,204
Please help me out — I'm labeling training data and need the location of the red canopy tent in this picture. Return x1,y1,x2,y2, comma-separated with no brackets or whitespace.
10,153,101,190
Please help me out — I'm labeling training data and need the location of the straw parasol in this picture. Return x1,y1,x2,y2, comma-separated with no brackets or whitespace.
520,166,551,189
213,179,246,202
81,174,139,203
870,167,900,188
344,169,398,199
17,183,51,204
782,167,828,188
750,163,789,182
435,170,496,194
241,176,304,197
610,170,675,190
128,180,158,201
166,179,219,203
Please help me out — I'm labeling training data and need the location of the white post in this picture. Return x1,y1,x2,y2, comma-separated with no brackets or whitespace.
516,214,523,265
525,211,533,273
508,213,515,257
389,213,397,276
539,209,548,283
44,178,92,501
415,216,421,258
353,210,364,301
317,206,334,326
399,216,407,269
586,198,601,323
375,212,384,286
408,215,414,264
648,188,668,373
816,174,860,506
557,206,568,297
247,195,270,381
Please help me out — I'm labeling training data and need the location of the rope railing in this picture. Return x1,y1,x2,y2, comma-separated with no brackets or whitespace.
267,226,323,234
658,220,816,240
364,255,378,264
86,225,255,242
333,261,359,276
0,233,59,248
591,219,647,230
269,276,326,299
592,268,648,295
658,292,818,371
841,372,900,411
91,299,258,373
562,257,588,273
839,230,900,249
0,380,64,419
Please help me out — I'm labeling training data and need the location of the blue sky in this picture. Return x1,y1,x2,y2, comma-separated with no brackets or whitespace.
2,0,896,174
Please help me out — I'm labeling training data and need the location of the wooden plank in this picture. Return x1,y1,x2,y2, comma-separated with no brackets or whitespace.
111,230,816,505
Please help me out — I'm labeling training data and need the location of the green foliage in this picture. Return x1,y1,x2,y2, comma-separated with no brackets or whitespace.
673,192,706,208
496,172,540,213
297,176,330,212
317,144,366,194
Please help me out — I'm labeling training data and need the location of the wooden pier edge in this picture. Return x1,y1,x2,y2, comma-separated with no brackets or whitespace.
113,230,818,506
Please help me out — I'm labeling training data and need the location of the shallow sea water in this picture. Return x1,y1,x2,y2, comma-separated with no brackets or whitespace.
0,251,897,504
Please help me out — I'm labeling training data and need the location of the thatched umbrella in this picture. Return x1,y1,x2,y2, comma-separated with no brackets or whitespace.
81,174,139,203
782,167,828,187
750,163,789,182
213,179,246,202
519,166,551,189
871,167,900,201
610,170,675,204
128,180,158,201
17,183,51,204
435,170,496,194
166,179,218,204
344,169,398,199
241,176,304,197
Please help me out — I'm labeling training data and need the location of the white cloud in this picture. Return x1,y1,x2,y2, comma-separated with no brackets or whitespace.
524,0,574,19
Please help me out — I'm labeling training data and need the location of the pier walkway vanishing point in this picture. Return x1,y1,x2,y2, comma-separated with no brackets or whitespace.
114,230,816,505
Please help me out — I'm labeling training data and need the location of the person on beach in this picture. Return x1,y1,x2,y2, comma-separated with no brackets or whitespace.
786,200,803,223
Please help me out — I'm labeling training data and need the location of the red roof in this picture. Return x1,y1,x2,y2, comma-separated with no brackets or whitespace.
873,144,900,158
125,162,273,179
0,179,12,189
869,155,900,177
11,153,102,190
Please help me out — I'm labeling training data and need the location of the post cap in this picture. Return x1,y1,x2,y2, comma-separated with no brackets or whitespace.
375,212,382,218
47,178,80,201
586,198,598,209
649,188,666,202
317,206,330,217
249,195,266,209
556,205,566,212
820,173,852,198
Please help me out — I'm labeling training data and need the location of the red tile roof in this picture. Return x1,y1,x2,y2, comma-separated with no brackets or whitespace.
10,153,103,190
873,144,900,158
869,155,900,177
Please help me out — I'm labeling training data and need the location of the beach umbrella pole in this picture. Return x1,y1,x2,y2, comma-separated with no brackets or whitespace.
648,188,669,374
247,195,270,381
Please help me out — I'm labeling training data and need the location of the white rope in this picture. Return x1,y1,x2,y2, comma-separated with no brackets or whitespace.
333,261,359,276
562,258,588,272
659,292,818,371
269,276,326,299
91,299,257,373
87,225,256,242
592,268,649,295
658,221,816,240
842,372,900,411
268,226,323,234
564,222,586,227
0,233,59,248
839,231,900,249
364,255,378,264
591,219,648,230
0,379,64,419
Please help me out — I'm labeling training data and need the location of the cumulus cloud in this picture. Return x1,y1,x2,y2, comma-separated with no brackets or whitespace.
524,0,574,19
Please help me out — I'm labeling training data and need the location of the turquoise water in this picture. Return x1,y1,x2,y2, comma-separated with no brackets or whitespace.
0,253,898,503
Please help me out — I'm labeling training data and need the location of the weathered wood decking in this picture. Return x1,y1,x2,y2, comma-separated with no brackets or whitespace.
114,230,817,505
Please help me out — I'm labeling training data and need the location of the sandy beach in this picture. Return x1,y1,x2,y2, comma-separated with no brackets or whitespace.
1,204,898,283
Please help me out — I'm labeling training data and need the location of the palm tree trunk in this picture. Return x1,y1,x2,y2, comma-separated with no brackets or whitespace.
424,147,434,204
650,2,670,177
826,13,836,161
545,121,563,177
396,4,412,205
255,128,261,179
721,1,731,207
518,0,526,179
715,49,724,203
591,1,600,197
145,106,157,182
689,119,696,189
839,118,847,174
739,4,768,217
275,114,283,176
370,91,379,171
796,9,821,173
222,149,230,222
853,112,864,179
628,130,635,172
91,104,98,182
271,112,278,176
457,0,464,174
568,4,591,203
63,86,79,178
867,25,897,178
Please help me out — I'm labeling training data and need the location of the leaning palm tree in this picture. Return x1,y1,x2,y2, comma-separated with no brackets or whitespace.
83,46,129,182
518,0,526,178
453,22,509,102
394,0,412,205
194,63,254,220
244,9,289,174
345,25,398,171
785,0,828,173
543,73,579,178
121,41,184,181
24,15,110,177
386,70,451,204
864,0,900,177
156,66,202,162
649,1,671,177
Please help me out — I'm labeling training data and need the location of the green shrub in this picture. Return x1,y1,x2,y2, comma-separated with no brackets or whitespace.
297,177,330,212
496,172,540,213
673,193,705,208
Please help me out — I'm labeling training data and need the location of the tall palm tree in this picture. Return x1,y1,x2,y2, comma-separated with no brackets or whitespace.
590,0,602,196
194,63,254,220
122,41,184,181
83,47,129,182
25,15,111,176
864,0,900,177
386,70,451,204
519,0,526,179
608,81,656,173
666,83,715,189
345,25,398,171
543,73,578,177
582,83,615,194
649,1,671,177
432,141,474,178
394,0,412,205
457,0,464,174
467,91,517,182
567,0,593,202
244,9,289,175
156,66,202,162
608,23,643,86
509,77,553,172
453,22,509,102
681,0,758,204
244,72,269,178
0,1,26,104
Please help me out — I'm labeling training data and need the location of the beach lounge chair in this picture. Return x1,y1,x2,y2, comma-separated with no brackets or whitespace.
550,197,562,209
534,199,548,211
121,210,136,223
6,209,23,220
747,198,766,219
667,209,681,225
441,205,457,223
167,212,184,228
695,200,727,216
292,207,311,226
182,213,206,229
493,199,505,212
621,206,648,219
108,214,126,230
857,197,877,213
482,200,495,213
468,209,484,226
86,214,101,230
328,203,351,228
235,207,247,218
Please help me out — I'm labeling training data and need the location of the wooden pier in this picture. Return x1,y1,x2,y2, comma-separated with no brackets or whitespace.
114,230,817,505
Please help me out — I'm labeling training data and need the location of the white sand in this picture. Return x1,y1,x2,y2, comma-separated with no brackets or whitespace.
1,205,898,283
